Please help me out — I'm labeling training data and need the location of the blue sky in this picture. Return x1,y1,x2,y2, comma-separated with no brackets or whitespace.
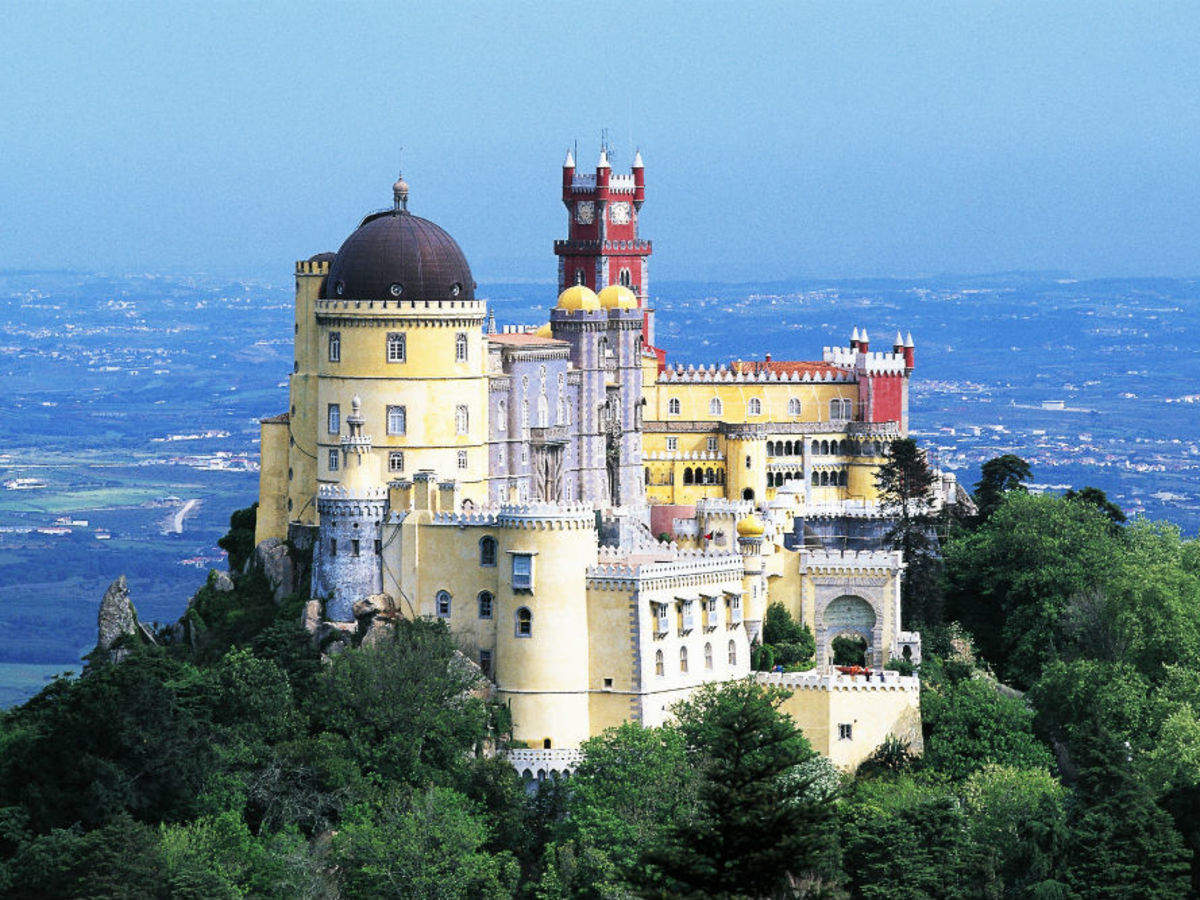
2,2,1198,281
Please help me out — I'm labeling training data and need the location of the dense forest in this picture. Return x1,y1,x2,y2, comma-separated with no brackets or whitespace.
0,448,1198,898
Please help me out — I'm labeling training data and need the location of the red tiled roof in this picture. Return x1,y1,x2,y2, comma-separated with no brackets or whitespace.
730,359,843,377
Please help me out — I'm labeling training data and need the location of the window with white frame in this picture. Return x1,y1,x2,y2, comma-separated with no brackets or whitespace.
327,331,340,362
435,590,451,619
327,403,340,434
388,451,404,473
386,332,406,363
679,646,689,673
704,642,713,670
655,649,664,676
387,405,406,435
788,397,802,416
747,397,762,416
728,639,737,666
668,397,681,415
512,553,533,591
666,437,678,452
455,332,468,362
455,405,469,435
709,397,722,416
327,449,339,471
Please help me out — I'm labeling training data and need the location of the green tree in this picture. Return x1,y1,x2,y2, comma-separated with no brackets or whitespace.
315,618,490,785
960,765,1070,896
876,438,945,628
762,602,816,669
217,503,258,574
643,680,839,897
1064,486,1126,526
921,660,1054,780
973,454,1031,522
944,491,1124,687
332,786,518,899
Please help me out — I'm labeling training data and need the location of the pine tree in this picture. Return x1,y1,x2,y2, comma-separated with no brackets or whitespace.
973,454,1031,522
876,438,943,628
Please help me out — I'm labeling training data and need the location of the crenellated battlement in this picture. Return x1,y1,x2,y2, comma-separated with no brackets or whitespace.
317,484,388,501
314,297,485,319
696,498,753,517
822,346,908,375
587,547,744,587
507,747,586,778
756,669,919,692
799,547,904,573
295,259,331,275
426,501,596,530
657,363,855,384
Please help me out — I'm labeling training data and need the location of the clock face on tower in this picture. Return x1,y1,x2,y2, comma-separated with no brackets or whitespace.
575,201,594,225
609,201,632,225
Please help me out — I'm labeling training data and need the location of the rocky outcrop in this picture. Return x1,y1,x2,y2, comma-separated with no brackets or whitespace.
94,575,155,665
250,538,296,604
210,569,235,594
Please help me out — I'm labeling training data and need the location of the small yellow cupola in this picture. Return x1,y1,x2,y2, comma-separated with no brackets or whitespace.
597,284,638,310
736,515,765,538
556,284,601,311
533,322,553,338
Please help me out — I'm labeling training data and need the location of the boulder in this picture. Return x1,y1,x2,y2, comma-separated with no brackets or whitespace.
352,593,395,620
301,599,322,634
252,538,295,604
210,569,235,593
96,576,139,664
359,617,394,649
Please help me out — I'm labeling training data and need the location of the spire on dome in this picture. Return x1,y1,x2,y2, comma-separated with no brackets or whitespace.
564,149,575,168
392,173,409,212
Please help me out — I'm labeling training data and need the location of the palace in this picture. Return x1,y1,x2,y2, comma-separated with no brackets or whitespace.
254,150,963,773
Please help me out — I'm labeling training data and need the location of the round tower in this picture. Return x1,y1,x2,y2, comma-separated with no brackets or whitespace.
737,514,767,645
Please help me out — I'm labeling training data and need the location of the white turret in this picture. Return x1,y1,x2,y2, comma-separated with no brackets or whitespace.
598,147,610,169
564,148,575,168
633,149,644,167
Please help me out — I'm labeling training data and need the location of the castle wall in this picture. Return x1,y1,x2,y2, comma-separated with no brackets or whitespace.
255,417,290,544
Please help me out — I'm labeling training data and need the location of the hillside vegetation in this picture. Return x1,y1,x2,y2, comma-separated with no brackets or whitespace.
0,460,1197,897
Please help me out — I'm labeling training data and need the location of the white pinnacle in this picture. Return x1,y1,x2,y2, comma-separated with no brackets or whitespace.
895,331,904,346
905,332,914,347
598,147,610,169
852,326,860,342
565,149,574,167
633,149,643,167
860,329,869,344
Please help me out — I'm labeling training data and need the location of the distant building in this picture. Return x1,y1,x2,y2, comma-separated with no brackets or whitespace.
254,150,960,773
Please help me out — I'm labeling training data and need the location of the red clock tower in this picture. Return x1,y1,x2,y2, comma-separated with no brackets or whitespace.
555,146,656,346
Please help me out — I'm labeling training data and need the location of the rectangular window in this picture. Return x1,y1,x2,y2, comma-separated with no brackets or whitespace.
838,723,853,741
374,539,382,555
327,331,340,362
707,437,718,452
328,449,339,471
455,332,468,362
351,539,360,557
388,451,404,473
512,553,533,591
665,437,678,452
327,403,340,435
386,331,406,363
387,405,406,436
458,450,468,469
479,649,493,679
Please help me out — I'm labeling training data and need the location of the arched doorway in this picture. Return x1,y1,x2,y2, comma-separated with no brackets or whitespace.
742,488,754,501
821,595,877,667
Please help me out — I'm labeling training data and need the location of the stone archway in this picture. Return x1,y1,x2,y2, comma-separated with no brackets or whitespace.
820,594,878,667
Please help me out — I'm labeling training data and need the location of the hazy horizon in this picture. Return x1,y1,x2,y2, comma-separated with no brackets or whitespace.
3,2,1199,282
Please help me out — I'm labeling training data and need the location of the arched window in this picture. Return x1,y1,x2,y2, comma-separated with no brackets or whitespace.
515,607,532,637
811,440,820,455
747,397,762,416
619,268,632,287
811,472,819,486
479,535,497,566
821,440,830,455
718,468,725,485
655,649,664,676
387,405,406,436
709,397,722,416
477,591,493,619
728,639,737,666
787,397,801,416
668,397,681,415
839,470,849,486
683,467,694,485
435,590,451,619
704,642,713,670
784,440,794,456
705,467,715,484
574,270,584,285
455,405,469,435
679,646,689,673
455,332,468,362
820,471,829,486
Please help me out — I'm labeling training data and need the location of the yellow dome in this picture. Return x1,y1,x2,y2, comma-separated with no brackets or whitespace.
597,284,638,310
736,515,765,538
533,322,553,338
556,285,600,311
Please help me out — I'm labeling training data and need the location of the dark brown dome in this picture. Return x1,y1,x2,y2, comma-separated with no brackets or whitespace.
321,209,475,302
